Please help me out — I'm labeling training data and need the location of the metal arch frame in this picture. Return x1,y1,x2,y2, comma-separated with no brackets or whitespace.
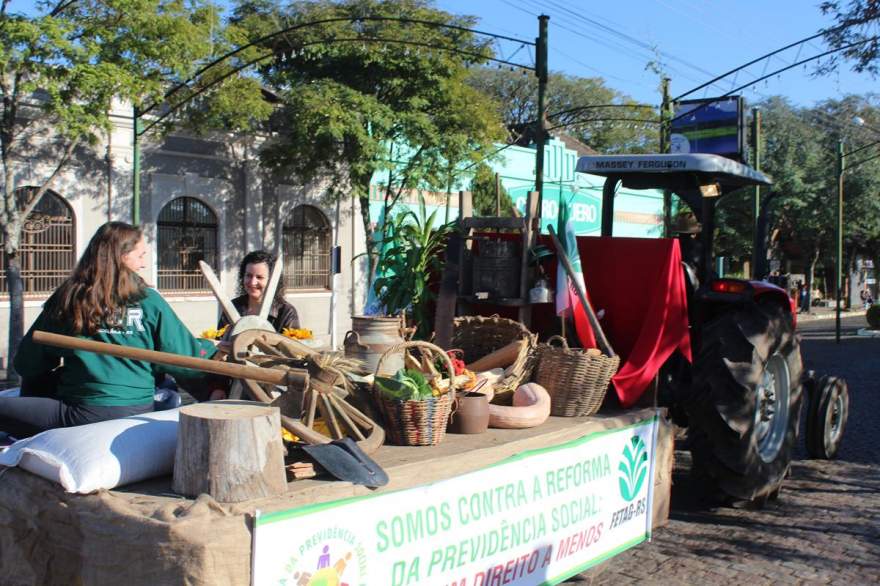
131,14,547,225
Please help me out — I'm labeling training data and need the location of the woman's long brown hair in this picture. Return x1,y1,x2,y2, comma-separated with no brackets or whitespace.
44,222,147,335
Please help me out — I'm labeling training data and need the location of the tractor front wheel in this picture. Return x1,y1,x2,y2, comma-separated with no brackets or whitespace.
686,301,803,503
805,375,849,460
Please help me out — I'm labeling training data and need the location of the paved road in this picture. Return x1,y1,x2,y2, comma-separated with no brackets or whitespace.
569,314,880,585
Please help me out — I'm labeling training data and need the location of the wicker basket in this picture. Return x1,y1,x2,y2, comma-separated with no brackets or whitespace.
372,341,458,446
533,336,620,417
450,315,537,398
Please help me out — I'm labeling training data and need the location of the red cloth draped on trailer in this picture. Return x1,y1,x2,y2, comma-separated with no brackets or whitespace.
536,236,692,408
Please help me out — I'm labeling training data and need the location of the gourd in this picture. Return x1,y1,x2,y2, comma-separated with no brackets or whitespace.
466,340,525,372
488,383,551,429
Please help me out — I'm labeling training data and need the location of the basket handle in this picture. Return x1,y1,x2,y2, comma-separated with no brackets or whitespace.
343,330,362,349
375,340,459,393
374,340,459,417
546,335,569,349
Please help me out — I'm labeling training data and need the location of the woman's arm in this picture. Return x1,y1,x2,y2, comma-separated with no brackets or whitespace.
146,290,216,382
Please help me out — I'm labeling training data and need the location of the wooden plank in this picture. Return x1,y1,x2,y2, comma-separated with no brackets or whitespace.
519,191,540,326
433,233,463,349
460,217,527,230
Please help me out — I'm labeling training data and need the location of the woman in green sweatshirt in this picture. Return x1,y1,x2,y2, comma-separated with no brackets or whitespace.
0,222,215,439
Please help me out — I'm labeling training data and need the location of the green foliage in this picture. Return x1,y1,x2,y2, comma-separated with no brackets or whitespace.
0,0,220,144
0,0,226,376
819,1,880,76
372,196,455,339
469,163,514,216
467,67,657,153
867,304,880,329
230,0,505,209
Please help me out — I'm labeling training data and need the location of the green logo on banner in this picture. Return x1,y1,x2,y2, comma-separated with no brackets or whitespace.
618,436,648,502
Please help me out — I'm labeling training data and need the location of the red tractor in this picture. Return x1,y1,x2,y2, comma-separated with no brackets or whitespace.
578,153,842,504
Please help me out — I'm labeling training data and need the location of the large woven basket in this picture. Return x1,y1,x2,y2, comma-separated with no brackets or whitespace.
372,341,458,446
533,336,620,417
450,315,537,398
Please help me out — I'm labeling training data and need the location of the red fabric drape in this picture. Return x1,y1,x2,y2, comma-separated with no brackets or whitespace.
462,235,692,408
537,236,692,407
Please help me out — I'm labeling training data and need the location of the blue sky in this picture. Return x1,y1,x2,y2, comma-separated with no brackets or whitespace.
15,0,874,109
434,0,875,108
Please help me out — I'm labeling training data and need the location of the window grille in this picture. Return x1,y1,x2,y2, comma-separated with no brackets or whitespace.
0,188,75,295
157,197,217,292
282,205,331,290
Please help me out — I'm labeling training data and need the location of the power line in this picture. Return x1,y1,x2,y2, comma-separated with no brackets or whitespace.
537,0,723,82
497,0,658,87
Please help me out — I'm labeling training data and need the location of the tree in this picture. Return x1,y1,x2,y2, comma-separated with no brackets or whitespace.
467,67,657,153
0,0,220,380
820,0,880,75
229,0,505,279
469,163,514,216
759,97,831,294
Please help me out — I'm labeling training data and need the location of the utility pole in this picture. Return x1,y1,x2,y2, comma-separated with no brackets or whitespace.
659,77,672,236
750,108,762,279
534,15,549,224
132,106,142,225
836,140,844,344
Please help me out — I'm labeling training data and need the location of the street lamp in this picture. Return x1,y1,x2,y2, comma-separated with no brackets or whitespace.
835,136,880,343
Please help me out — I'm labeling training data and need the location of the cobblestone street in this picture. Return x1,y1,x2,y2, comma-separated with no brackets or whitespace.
575,313,880,585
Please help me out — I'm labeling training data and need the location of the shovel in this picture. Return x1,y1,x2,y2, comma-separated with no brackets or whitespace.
248,380,388,488
301,437,389,488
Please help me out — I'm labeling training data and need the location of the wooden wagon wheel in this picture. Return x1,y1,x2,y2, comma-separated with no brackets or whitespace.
198,257,385,454
230,328,384,454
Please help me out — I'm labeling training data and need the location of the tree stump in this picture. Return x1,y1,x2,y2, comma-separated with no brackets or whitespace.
172,402,287,503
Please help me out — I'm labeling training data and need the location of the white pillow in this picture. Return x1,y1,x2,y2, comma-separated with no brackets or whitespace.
0,408,180,493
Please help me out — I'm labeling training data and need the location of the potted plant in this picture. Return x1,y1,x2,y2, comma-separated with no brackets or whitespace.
371,196,455,339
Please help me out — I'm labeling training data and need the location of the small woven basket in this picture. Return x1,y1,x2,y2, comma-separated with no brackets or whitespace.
450,315,537,398
372,341,458,446
533,336,620,417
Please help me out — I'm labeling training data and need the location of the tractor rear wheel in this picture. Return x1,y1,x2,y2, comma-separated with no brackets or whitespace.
686,301,803,503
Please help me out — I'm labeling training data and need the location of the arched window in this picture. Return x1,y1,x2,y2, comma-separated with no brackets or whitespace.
157,197,217,292
0,187,75,295
282,205,331,290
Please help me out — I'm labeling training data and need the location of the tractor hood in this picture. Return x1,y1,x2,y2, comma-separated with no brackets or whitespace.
576,153,772,194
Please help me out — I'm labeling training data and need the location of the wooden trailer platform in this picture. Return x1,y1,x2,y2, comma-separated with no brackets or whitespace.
0,408,672,586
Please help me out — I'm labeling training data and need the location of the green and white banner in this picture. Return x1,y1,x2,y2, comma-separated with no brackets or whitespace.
253,416,658,586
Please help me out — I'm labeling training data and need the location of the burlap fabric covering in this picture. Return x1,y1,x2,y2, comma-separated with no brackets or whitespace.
0,468,252,585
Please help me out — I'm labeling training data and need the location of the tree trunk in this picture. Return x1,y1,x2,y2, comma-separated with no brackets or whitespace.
807,248,820,313
5,251,23,384
172,402,287,502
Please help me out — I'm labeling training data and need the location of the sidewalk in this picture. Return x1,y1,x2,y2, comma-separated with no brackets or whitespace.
796,306,866,323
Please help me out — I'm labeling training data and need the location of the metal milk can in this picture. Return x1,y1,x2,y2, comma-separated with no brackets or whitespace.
344,315,406,375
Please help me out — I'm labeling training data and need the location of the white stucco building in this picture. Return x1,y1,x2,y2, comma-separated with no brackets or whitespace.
0,101,370,366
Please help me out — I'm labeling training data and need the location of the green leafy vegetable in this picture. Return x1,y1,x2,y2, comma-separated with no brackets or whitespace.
375,368,434,401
